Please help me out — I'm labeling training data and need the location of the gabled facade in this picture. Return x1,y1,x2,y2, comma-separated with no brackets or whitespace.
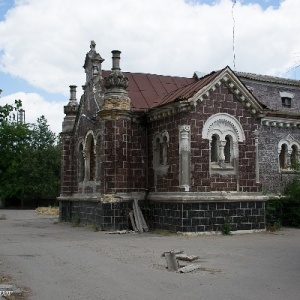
58,41,300,233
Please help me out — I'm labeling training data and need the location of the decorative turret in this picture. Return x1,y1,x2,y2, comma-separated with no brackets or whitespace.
101,50,131,112
83,40,104,84
62,85,79,133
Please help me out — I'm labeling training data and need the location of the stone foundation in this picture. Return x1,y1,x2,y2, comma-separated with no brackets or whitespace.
146,200,265,233
59,192,267,233
59,200,132,231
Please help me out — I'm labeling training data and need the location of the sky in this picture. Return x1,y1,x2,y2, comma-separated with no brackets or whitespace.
0,0,299,135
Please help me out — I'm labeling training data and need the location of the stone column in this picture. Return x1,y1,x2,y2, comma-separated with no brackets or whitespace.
179,125,191,191
254,130,260,183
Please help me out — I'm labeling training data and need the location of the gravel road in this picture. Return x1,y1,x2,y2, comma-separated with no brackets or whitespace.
0,209,299,300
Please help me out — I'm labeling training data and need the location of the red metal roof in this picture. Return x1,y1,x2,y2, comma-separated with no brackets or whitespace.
102,70,195,111
157,70,223,107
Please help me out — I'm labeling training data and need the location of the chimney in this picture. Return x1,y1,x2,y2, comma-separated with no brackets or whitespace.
112,50,121,71
69,85,77,104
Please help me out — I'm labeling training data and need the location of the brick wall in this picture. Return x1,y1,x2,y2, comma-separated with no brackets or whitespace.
148,83,261,193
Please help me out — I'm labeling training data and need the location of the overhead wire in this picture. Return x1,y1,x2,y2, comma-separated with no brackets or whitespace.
232,0,237,71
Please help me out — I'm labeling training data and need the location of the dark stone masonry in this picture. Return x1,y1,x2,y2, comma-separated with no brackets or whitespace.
58,41,300,233
147,201,265,233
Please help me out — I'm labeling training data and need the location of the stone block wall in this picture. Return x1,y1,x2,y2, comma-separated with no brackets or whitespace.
147,83,261,193
259,125,300,193
147,201,265,233
60,200,132,231
241,79,300,113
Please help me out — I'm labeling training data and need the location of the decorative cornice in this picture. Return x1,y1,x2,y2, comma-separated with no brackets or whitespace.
148,67,266,122
147,102,193,122
262,117,300,128
190,68,266,116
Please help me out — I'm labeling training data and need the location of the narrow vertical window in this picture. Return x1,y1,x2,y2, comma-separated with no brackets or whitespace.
78,143,84,182
224,136,231,163
211,135,219,162
90,139,95,181
291,145,298,169
279,144,287,169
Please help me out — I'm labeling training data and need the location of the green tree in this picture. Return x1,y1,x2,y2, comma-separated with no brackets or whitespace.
0,90,61,207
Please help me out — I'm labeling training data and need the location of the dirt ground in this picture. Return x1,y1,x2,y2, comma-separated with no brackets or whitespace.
0,209,299,300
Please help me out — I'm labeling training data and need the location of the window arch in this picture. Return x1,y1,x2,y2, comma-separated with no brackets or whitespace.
78,142,84,182
224,135,232,163
84,131,96,181
279,144,288,169
211,135,219,163
202,113,245,173
291,145,298,169
278,135,300,171
153,131,169,167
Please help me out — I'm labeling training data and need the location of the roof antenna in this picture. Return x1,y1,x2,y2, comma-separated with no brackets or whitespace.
232,0,237,71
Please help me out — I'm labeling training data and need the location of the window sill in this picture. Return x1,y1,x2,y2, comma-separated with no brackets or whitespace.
210,163,236,175
280,169,299,174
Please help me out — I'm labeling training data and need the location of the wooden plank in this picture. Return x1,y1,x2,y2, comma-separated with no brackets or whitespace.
129,211,137,232
133,199,143,232
136,202,149,232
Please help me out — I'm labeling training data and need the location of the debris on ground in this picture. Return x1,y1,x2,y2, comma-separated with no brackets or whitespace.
106,230,137,234
129,198,149,233
0,275,12,284
0,214,6,221
161,250,183,257
176,254,199,262
178,264,202,273
35,207,59,216
163,250,201,273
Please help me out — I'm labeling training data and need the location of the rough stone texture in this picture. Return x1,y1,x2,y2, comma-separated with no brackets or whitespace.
58,44,300,233
258,125,300,193
147,84,261,193
241,78,300,112
60,200,131,231
146,201,265,233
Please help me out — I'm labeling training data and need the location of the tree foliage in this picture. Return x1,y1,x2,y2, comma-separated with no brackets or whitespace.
0,90,61,206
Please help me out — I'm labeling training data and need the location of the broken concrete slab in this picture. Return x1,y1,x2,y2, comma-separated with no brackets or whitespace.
165,252,179,272
176,254,199,262
178,264,202,273
161,250,183,257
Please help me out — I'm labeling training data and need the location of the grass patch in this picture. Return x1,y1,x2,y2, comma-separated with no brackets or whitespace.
221,219,232,235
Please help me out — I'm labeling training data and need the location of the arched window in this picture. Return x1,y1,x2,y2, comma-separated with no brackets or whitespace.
224,135,232,163
279,144,288,169
211,135,219,162
89,140,95,181
202,113,245,173
278,135,300,172
153,131,169,167
78,143,84,182
291,145,298,169
84,131,96,181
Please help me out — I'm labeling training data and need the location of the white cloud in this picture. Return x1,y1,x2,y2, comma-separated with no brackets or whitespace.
0,0,300,134
1,92,64,135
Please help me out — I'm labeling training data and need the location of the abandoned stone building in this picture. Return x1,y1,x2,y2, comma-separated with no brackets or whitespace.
58,41,300,232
